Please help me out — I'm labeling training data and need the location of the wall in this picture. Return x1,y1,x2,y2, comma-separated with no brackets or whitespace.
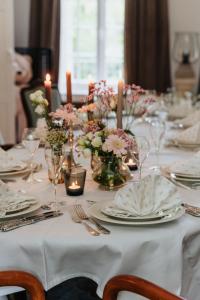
14,0,30,47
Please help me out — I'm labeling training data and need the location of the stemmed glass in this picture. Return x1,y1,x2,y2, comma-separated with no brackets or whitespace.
44,143,65,211
22,128,40,183
149,118,166,171
131,136,150,180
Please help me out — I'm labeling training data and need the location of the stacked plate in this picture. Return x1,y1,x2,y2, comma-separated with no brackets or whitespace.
0,150,29,179
163,159,200,189
88,175,185,226
0,182,40,220
88,201,184,226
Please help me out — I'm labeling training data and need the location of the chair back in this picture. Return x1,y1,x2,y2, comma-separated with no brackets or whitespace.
21,84,62,127
0,270,45,300
103,275,183,300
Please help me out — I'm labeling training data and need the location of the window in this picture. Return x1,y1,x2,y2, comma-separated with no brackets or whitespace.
59,0,125,95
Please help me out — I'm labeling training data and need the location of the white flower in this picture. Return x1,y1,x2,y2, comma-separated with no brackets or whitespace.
86,132,93,140
30,90,43,101
83,148,91,158
78,137,86,146
35,105,45,115
91,136,102,148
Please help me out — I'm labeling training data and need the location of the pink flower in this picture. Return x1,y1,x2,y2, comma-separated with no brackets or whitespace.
50,105,81,126
102,135,128,157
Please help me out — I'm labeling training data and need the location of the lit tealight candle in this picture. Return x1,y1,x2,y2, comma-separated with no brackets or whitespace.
127,158,138,171
44,73,52,111
68,181,80,190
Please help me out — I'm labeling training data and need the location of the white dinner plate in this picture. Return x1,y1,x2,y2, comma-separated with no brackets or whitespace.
88,201,185,226
162,167,200,181
0,200,41,220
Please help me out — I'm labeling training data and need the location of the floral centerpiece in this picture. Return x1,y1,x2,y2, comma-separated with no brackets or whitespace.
77,127,135,189
78,80,117,121
30,90,81,149
30,90,81,181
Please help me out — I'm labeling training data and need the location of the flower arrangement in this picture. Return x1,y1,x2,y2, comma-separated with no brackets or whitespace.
77,127,134,188
77,128,134,158
123,84,156,130
78,80,117,119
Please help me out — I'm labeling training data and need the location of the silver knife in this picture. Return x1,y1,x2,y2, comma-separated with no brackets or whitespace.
0,211,62,232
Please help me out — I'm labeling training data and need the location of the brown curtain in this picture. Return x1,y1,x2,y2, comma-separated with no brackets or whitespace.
29,0,60,83
124,0,171,92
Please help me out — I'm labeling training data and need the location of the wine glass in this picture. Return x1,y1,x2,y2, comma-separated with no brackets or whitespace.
131,136,150,180
44,144,65,211
22,128,40,183
149,118,166,171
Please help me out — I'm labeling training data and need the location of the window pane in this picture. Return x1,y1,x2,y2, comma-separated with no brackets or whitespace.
105,0,124,80
59,0,97,94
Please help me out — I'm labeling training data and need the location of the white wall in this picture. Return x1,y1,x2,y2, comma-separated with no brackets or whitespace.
14,0,30,47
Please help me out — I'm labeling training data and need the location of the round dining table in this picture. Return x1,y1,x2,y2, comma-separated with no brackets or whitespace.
0,121,199,300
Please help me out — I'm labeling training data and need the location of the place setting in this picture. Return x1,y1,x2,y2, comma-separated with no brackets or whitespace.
161,154,200,190
87,174,185,226
166,121,200,150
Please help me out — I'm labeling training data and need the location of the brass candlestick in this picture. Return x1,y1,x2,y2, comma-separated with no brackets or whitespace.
68,121,76,168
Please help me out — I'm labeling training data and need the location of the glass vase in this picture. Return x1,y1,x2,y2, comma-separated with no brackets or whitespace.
92,156,130,190
45,143,64,184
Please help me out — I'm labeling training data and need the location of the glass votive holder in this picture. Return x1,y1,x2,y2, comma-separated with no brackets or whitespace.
124,152,138,171
63,167,86,196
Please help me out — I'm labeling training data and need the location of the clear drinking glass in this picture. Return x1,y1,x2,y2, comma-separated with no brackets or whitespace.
131,136,150,180
149,119,166,171
22,128,40,183
44,144,65,211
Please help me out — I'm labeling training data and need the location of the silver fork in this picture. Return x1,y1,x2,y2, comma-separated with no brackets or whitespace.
74,204,110,234
71,206,100,236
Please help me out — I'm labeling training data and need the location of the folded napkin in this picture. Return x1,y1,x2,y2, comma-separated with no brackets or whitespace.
103,175,181,217
0,148,26,172
168,100,193,119
175,111,200,128
0,181,37,217
167,154,200,177
173,122,200,145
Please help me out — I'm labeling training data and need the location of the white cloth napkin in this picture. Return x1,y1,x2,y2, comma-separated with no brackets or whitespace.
173,122,200,145
0,148,26,172
103,175,181,217
175,111,200,128
168,100,193,119
0,180,37,217
167,154,200,177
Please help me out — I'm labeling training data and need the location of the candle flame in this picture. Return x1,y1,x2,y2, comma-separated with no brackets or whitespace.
46,73,51,81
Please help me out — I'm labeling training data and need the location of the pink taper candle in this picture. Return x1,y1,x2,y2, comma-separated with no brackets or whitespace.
117,80,123,129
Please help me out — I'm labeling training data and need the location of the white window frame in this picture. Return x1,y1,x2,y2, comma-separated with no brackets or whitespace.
59,0,124,96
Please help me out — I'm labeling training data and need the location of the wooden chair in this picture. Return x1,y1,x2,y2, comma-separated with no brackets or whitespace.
103,275,183,300
0,270,45,300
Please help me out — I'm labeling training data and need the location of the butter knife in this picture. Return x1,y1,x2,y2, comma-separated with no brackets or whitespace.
0,211,62,232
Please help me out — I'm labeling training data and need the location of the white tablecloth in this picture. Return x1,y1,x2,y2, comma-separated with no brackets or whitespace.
0,122,200,300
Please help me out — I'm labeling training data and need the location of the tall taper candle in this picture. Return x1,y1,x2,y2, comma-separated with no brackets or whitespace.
44,73,52,111
66,71,72,103
87,80,95,121
117,80,123,129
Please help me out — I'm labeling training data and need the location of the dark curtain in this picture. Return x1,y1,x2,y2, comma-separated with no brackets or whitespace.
29,0,60,83
124,0,171,92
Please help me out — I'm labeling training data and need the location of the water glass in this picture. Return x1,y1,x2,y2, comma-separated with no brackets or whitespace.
149,119,166,170
22,128,40,183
